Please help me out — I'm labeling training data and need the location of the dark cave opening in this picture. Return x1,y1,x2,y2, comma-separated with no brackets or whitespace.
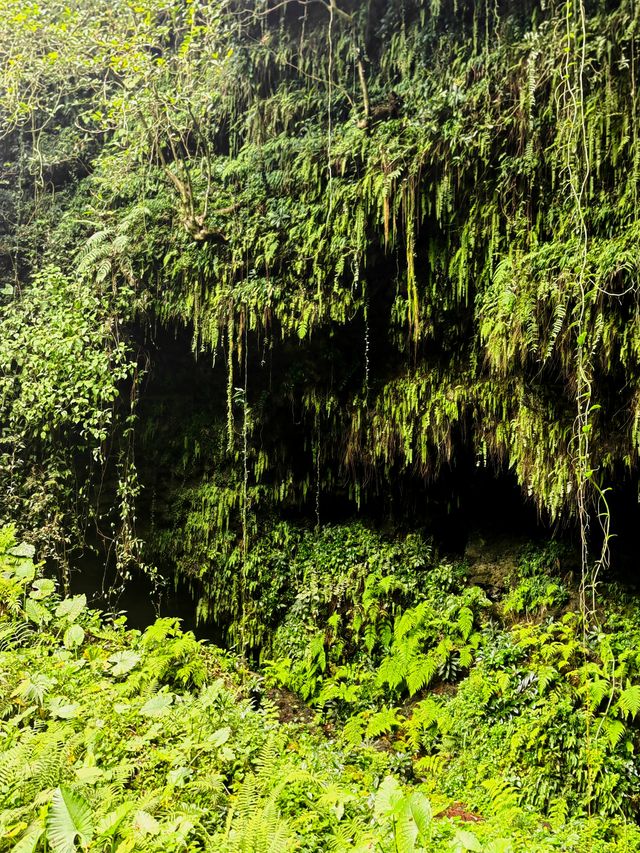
70,318,640,637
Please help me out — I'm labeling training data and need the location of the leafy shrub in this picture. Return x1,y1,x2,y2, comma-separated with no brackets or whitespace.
2,528,640,851
503,545,570,617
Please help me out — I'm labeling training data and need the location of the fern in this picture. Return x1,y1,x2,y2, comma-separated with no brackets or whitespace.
15,673,55,706
413,753,447,779
600,718,626,750
616,684,640,719
233,774,260,821
254,737,280,782
544,294,569,361
1,728,72,809
342,714,366,746
364,706,403,740
482,777,520,815
456,606,474,642
377,650,409,692
0,620,34,651
0,740,34,801
406,653,439,696
548,797,569,831
224,778,295,853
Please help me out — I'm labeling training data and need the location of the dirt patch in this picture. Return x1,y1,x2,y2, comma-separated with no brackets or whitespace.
267,686,316,725
436,803,484,823
430,682,458,697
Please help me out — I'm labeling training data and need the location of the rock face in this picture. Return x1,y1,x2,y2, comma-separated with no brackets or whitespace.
463,532,528,598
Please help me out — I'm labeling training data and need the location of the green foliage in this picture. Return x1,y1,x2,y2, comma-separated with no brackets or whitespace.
503,545,570,617
258,525,485,724
250,530,640,828
0,526,379,852
403,610,640,820
46,788,94,853
0,263,138,568
4,0,640,847
2,0,640,580
0,266,132,446
2,526,640,851
375,587,487,697
369,775,434,853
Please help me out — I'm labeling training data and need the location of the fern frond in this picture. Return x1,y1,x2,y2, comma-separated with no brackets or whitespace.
406,653,438,696
342,714,365,746
600,717,626,749
456,606,474,641
482,777,519,815
254,737,279,783
617,684,640,719
364,706,402,740
0,620,34,650
547,796,569,830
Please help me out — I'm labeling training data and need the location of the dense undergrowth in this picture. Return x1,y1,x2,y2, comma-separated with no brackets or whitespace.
3,524,640,852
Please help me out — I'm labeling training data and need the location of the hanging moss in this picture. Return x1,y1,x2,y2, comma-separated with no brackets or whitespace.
1,0,640,622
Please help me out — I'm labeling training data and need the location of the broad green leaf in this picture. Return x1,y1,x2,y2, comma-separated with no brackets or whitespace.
167,766,190,787
453,829,483,852
24,598,52,626
75,766,105,784
30,579,55,600
11,559,36,583
48,697,80,719
373,775,404,822
45,787,93,853
108,650,141,677
95,802,134,838
390,791,433,851
140,693,173,717
11,826,43,853
403,792,432,839
484,841,514,853
56,595,87,622
9,542,36,559
394,802,419,852
63,624,85,649
210,726,231,747
133,810,160,836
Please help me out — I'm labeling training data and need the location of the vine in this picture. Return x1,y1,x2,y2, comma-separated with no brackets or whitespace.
240,305,250,652
227,310,235,455
563,0,613,814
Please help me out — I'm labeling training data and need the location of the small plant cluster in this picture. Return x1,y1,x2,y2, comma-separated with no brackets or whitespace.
263,526,486,711
259,526,640,833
